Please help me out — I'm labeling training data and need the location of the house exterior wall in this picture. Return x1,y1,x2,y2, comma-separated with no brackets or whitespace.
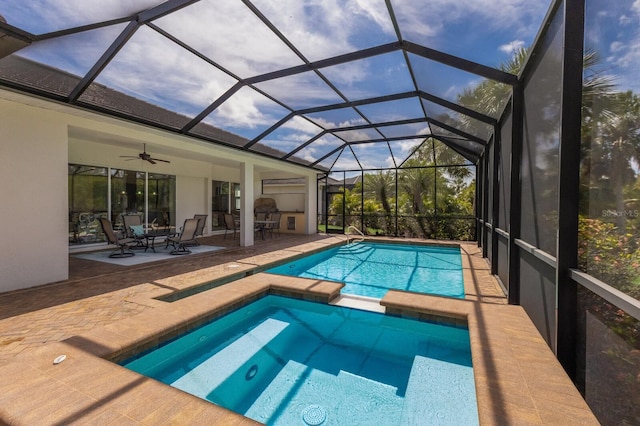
176,176,209,232
0,90,319,293
0,98,69,292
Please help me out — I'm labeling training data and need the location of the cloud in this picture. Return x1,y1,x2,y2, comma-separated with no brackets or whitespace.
307,116,338,129
321,61,370,87
283,116,323,134
295,134,345,163
619,14,634,25
613,38,640,71
358,154,396,169
307,115,365,129
255,71,342,109
333,149,361,170
393,139,424,155
3,0,552,155
499,40,526,55
252,0,394,61
338,128,385,142
349,143,397,168
18,23,126,77
297,149,319,163
155,0,303,78
610,41,626,53
3,0,163,33
350,0,395,35
209,87,287,130
443,84,462,100
339,118,367,127
393,0,548,42
98,26,238,116
601,2,640,92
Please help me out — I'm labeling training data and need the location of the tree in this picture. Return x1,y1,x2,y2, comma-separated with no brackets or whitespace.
363,170,394,215
363,170,395,234
456,48,526,120
328,186,360,228
584,90,640,230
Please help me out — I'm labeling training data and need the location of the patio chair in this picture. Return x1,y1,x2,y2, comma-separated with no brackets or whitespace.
223,213,238,239
98,217,137,258
266,212,281,238
122,214,146,248
162,211,172,229
166,218,199,255
192,214,208,245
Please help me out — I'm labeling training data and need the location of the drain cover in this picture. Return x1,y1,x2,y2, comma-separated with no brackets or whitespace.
302,405,327,425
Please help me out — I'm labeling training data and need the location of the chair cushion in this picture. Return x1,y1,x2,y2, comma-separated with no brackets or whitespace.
130,225,145,236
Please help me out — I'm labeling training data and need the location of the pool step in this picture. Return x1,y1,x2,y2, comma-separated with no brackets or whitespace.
329,294,385,313
171,317,289,403
246,360,403,425
399,356,478,425
339,244,373,254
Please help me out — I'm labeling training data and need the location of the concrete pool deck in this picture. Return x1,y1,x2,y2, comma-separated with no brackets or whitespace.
0,235,597,424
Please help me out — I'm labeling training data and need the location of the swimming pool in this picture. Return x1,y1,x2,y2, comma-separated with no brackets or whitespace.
265,242,464,299
122,295,478,425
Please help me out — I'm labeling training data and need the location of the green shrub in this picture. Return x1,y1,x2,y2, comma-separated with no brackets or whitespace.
578,217,640,297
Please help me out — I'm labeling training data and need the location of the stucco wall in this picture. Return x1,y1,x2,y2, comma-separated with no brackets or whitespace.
0,90,319,292
176,176,209,232
0,99,69,292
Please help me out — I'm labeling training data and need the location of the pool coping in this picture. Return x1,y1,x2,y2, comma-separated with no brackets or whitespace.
0,240,598,424
381,291,598,424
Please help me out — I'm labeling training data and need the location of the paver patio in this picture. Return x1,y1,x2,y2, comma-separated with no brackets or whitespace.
0,234,597,424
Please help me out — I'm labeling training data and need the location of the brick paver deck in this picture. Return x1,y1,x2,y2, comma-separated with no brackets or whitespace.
0,234,597,425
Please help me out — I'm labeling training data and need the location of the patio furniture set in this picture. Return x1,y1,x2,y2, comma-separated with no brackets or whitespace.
223,212,281,240
98,214,208,258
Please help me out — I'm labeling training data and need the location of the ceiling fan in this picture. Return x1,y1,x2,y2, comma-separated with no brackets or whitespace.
120,144,170,165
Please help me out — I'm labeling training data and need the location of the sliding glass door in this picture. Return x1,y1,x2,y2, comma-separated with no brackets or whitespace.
68,165,108,244
68,164,175,246
148,173,176,229
110,168,145,231
211,180,240,231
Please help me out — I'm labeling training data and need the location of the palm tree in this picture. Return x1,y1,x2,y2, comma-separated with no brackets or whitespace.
398,143,437,237
363,170,395,234
587,91,640,230
328,186,361,228
456,48,526,120
363,171,394,215
457,45,635,229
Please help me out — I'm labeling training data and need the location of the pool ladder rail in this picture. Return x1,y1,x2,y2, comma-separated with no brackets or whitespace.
345,225,365,244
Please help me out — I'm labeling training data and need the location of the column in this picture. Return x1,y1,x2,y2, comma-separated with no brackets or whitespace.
239,162,254,246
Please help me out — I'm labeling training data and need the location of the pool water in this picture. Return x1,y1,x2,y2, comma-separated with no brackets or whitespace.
265,242,464,299
122,295,478,425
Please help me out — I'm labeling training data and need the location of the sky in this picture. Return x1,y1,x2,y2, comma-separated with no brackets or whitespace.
583,0,640,94
0,0,563,170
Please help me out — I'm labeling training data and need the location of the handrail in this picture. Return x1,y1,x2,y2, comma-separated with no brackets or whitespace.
345,225,365,244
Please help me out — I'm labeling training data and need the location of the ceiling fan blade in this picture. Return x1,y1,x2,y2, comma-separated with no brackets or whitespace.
119,144,169,164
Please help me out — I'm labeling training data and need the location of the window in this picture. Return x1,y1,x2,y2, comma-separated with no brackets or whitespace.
68,164,108,244
68,164,175,246
110,168,145,229
148,173,176,229
212,180,240,230
579,0,640,302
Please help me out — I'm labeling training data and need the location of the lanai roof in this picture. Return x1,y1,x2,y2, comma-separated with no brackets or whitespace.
0,0,552,171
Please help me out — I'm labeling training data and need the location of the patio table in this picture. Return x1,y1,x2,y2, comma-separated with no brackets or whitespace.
254,220,278,240
142,227,176,252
